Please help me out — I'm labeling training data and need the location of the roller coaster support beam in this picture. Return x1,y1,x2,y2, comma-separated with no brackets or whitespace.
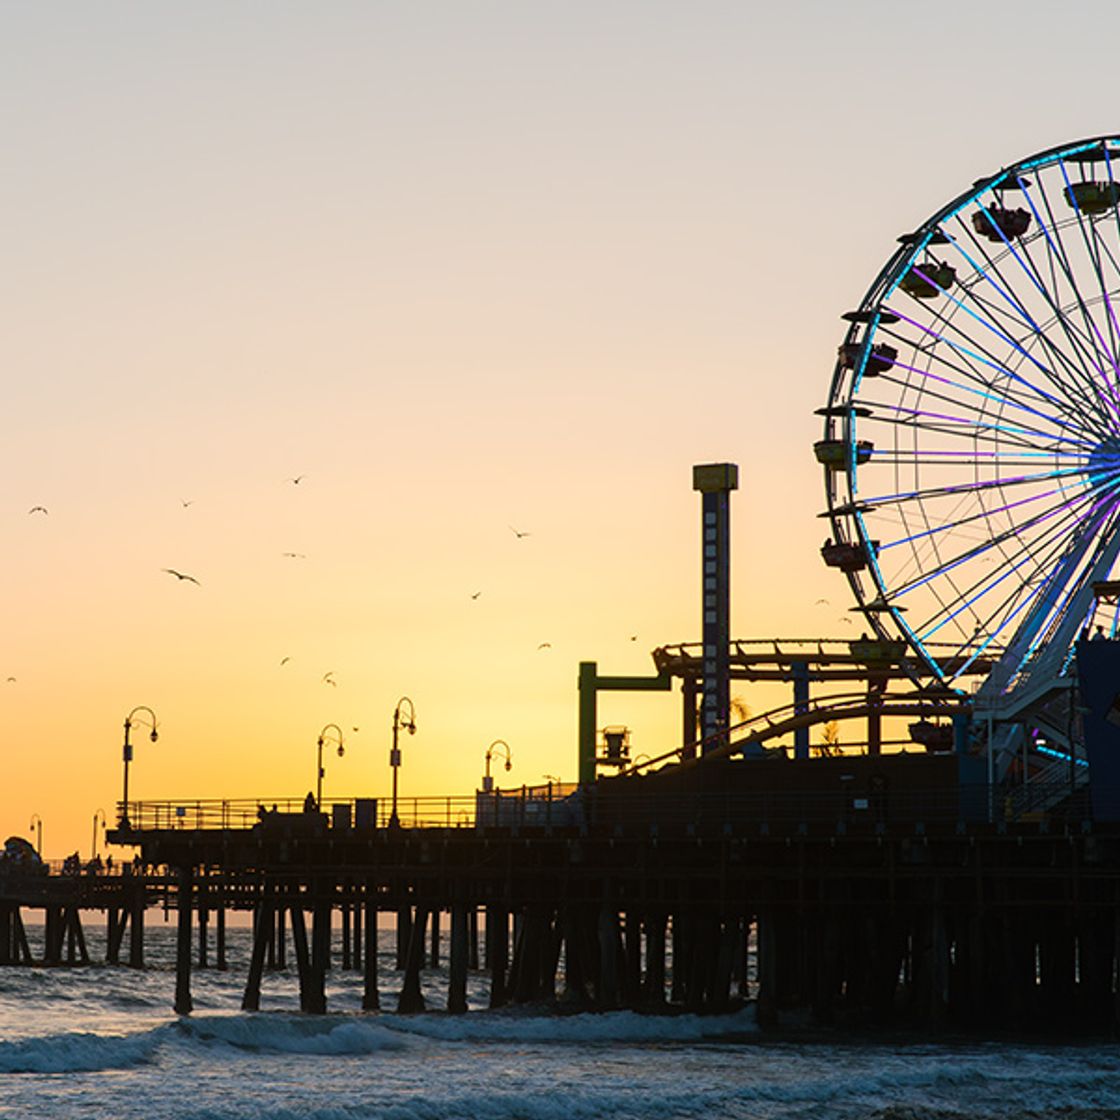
792,661,810,760
578,662,672,785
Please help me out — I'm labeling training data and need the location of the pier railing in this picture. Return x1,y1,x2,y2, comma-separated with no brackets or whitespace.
116,780,1087,836
119,784,581,833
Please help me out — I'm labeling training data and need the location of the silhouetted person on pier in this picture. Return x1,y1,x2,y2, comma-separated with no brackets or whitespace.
303,792,317,813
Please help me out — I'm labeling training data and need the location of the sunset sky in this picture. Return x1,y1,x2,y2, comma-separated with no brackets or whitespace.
4,2,1120,857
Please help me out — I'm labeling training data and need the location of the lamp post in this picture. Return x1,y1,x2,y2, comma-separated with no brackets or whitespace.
389,697,416,828
316,723,345,809
482,739,512,793
29,814,42,857
91,808,106,860
121,706,159,830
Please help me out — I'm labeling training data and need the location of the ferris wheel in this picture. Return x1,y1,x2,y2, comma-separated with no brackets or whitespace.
820,135,1120,705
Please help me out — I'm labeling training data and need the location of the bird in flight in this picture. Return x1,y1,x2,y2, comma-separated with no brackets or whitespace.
509,525,530,539
27,506,47,515
180,499,194,509
537,642,552,650
322,671,337,687
280,656,291,666
162,568,200,585
470,591,482,600
5,677,15,683
286,475,305,485
281,552,307,559
815,598,830,605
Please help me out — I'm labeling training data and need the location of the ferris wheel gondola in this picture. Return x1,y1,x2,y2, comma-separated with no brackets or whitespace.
821,135,1120,704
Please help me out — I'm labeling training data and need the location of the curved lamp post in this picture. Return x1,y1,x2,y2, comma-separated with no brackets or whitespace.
482,739,512,793
91,808,106,860
29,813,42,857
121,706,159,829
389,697,416,828
316,723,345,808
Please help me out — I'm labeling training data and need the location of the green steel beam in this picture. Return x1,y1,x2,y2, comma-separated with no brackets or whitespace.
578,661,672,785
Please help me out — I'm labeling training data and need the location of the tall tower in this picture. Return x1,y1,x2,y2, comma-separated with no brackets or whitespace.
692,462,738,754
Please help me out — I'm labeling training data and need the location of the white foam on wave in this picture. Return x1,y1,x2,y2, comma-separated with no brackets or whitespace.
0,1026,166,1073
375,1004,758,1044
180,1013,412,1056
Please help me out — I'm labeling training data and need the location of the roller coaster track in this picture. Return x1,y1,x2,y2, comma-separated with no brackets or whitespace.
625,688,966,775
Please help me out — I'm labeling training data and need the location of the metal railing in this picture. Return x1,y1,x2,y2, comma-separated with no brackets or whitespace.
118,783,582,834
111,780,1090,836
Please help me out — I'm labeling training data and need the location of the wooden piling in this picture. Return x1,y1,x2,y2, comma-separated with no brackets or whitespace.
341,903,352,971
362,888,380,1011
395,905,411,971
448,903,468,1013
242,892,273,1012
487,906,509,1008
174,865,193,1015
397,905,428,1013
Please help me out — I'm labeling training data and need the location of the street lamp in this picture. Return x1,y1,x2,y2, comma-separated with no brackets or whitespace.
389,697,416,828
316,723,345,808
92,808,106,860
29,813,42,857
482,739,512,793
121,706,159,830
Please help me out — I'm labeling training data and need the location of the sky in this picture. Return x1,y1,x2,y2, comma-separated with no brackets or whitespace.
4,1,1120,857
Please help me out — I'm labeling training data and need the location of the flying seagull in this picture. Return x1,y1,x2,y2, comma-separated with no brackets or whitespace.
471,591,482,600
282,552,307,559
162,568,200,585
815,598,830,605
322,671,337,687
180,499,194,509
537,642,552,650
286,475,305,485
280,656,291,666
509,525,530,539
27,506,47,515
5,677,15,683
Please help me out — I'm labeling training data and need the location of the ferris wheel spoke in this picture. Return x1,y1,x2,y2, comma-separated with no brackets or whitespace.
1022,177,1118,387
890,255,1088,419
881,481,1101,602
851,461,1091,516
868,399,1093,455
906,489,1106,648
881,311,1098,434
949,249,1115,423
956,207,1119,411
945,237,1114,424
1054,161,1120,377
870,478,1094,563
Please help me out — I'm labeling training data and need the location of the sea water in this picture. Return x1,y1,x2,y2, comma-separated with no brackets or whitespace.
1,922,1119,1119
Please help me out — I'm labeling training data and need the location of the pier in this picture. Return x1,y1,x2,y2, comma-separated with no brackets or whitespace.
22,765,1094,1033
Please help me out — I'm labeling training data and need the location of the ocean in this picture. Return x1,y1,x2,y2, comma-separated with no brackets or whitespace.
2,921,1119,1119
